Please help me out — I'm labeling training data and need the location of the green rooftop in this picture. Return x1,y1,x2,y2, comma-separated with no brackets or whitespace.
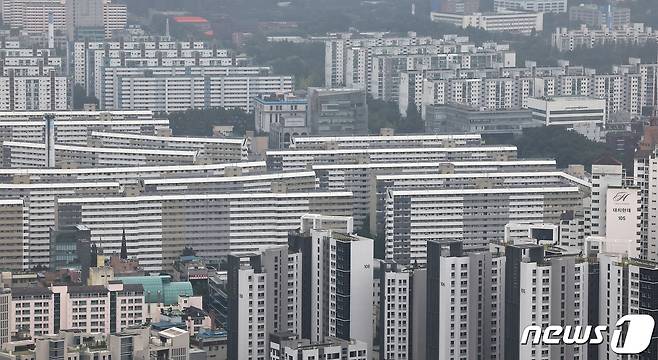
115,275,193,305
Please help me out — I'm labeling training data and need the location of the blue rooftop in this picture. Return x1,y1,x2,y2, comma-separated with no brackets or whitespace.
115,275,193,305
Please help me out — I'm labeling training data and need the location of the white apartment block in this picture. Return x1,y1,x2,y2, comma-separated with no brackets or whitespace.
289,134,482,149
0,111,168,145
597,254,658,360
9,287,54,339
2,0,126,38
266,145,518,172
308,229,374,354
494,0,567,13
412,60,657,120
269,334,368,360
0,199,29,271
515,246,588,360
2,141,199,168
377,262,426,360
56,192,353,271
311,159,558,230
227,254,269,360
73,41,242,89
0,73,67,110
88,131,248,162
553,23,658,51
0,161,267,184
373,171,588,236
558,208,591,250
101,69,294,112
385,187,584,264
9,283,145,340
426,240,505,360
0,181,121,268
141,171,318,195
102,3,126,38
227,246,303,360
634,147,658,261
51,283,146,335
590,159,624,236
324,32,516,95
431,11,544,34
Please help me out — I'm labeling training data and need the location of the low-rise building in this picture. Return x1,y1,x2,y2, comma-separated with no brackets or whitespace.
431,10,544,34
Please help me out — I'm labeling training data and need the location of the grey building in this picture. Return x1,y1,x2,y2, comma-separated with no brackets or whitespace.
425,104,540,135
569,4,631,28
66,0,104,40
307,88,368,136
49,225,94,284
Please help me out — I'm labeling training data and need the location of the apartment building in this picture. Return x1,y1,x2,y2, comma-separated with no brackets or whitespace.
73,41,243,90
427,240,506,360
0,199,28,271
373,171,590,237
289,133,482,150
56,192,353,271
227,246,303,360
494,0,567,13
377,262,427,360
266,145,518,171
506,244,589,360
141,171,317,195
431,11,544,34
553,23,658,51
0,181,121,268
407,59,658,121
269,333,368,360
0,111,168,145
324,32,516,95
88,131,248,162
2,141,199,168
101,68,294,112
307,229,374,354
0,161,267,184
385,187,584,264
0,72,67,111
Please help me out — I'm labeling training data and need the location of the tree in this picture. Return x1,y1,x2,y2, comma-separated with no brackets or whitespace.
72,84,99,110
167,108,254,137
400,104,425,133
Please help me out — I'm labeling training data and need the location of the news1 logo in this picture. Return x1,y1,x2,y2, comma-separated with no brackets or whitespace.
521,315,655,354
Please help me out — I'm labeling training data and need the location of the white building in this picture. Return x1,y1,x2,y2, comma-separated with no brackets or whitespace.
513,244,588,360
308,229,374,354
426,240,506,360
266,145,518,171
269,333,368,360
527,96,606,140
552,23,658,52
0,161,267,185
101,69,294,112
0,72,67,110
254,93,307,134
289,133,482,149
385,186,584,264
431,10,544,34
494,0,567,13
88,131,248,163
227,245,303,360
56,192,354,271
0,181,121,268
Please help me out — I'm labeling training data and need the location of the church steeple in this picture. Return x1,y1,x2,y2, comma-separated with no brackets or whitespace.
120,228,128,260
